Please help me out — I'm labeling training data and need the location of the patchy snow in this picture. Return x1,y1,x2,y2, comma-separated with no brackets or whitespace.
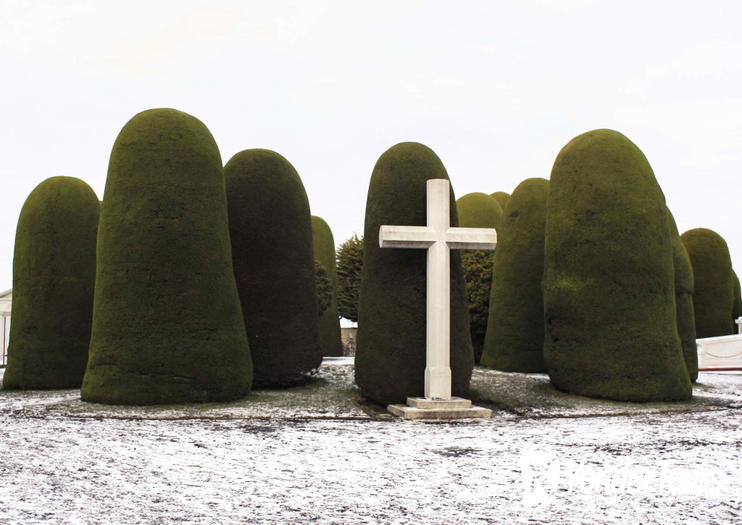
1,363,741,524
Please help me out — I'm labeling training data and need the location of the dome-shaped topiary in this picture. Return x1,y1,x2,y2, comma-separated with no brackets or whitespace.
355,142,474,405
2,177,99,390
544,129,691,402
225,149,322,386
481,178,549,373
731,270,741,328
312,216,343,356
680,228,735,338
81,108,252,405
489,191,510,211
456,192,502,363
667,210,697,382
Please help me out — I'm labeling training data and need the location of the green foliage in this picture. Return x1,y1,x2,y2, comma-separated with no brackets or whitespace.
460,250,493,363
544,129,691,402
3,177,99,390
481,178,549,373
667,210,698,383
356,142,473,404
456,192,503,231
82,108,252,405
314,260,332,318
336,234,363,323
312,215,342,356
489,191,510,211
680,228,735,338
456,192,502,362
732,270,742,325
225,148,322,387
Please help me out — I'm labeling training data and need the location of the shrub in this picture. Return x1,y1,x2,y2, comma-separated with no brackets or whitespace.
481,178,549,372
680,228,735,338
456,192,502,363
336,235,363,323
312,216,343,356
2,177,99,390
543,129,691,402
355,142,473,404
489,191,510,211
225,148,322,386
81,108,252,404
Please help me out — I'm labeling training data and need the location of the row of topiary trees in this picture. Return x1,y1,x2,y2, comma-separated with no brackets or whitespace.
354,130,740,405
2,108,343,402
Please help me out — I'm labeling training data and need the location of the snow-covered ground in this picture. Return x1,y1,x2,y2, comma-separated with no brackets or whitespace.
1,362,741,524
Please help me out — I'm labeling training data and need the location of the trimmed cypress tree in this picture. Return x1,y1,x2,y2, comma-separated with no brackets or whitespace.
356,142,474,405
456,192,502,363
225,149,322,386
732,270,742,327
312,216,343,356
2,177,99,390
544,129,691,402
489,191,510,211
82,108,252,405
481,178,549,373
667,210,698,382
680,228,735,338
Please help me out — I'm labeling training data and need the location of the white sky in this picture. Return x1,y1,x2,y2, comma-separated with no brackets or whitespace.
1,0,741,291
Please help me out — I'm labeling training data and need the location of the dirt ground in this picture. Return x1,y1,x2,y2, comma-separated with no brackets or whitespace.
1,361,740,524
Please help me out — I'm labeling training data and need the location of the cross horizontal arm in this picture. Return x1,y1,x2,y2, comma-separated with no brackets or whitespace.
379,225,438,248
445,227,497,250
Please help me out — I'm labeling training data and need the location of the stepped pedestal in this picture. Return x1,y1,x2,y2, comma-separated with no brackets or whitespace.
388,397,492,420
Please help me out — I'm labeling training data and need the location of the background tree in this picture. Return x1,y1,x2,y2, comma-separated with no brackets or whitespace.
312,216,343,356
336,234,363,323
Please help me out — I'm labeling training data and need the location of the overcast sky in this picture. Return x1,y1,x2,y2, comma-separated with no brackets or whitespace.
1,0,741,291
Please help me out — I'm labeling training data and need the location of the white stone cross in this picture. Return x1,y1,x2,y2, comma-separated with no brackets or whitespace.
379,179,497,400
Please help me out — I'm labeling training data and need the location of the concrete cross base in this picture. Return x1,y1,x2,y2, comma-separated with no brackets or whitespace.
387,397,492,420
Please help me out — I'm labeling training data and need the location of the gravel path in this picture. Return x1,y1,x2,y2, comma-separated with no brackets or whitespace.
1,363,741,524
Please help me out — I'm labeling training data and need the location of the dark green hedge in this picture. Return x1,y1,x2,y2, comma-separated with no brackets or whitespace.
225,149,322,387
356,142,473,405
456,192,502,363
544,129,691,402
312,216,343,356
680,228,735,338
732,270,741,327
489,191,510,211
667,210,697,382
481,178,549,372
81,108,252,405
2,177,99,390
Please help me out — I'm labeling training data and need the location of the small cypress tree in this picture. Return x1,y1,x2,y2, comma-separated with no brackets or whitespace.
225,149,322,386
312,216,343,356
732,270,742,327
336,235,363,323
680,228,735,338
456,192,502,363
481,178,549,373
2,177,99,390
544,129,691,402
667,209,697,383
356,142,473,405
489,191,510,211
82,108,252,405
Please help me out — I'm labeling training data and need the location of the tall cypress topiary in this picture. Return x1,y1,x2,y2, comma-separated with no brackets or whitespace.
667,210,698,383
481,178,549,373
544,129,691,402
82,108,252,405
731,270,742,328
456,192,502,363
312,216,343,356
489,191,510,211
225,149,322,386
355,142,473,405
680,228,735,338
3,177,99,390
